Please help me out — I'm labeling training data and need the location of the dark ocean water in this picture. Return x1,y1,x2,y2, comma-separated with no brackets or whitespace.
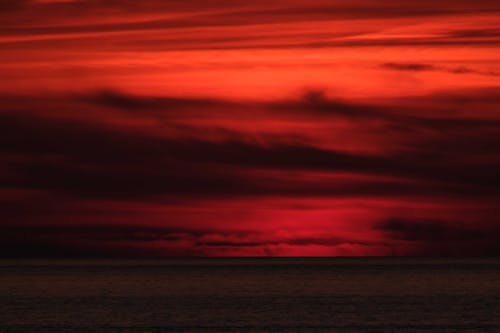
1,258,500,332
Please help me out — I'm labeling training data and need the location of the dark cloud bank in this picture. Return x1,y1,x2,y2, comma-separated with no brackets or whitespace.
1,88,500,256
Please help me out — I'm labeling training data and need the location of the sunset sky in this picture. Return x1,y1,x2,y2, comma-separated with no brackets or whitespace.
1,0,500,256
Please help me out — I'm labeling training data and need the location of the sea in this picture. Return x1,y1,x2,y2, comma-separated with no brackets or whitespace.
1,258,499,332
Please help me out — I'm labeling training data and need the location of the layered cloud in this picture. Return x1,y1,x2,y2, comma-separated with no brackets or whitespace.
1,0,499,256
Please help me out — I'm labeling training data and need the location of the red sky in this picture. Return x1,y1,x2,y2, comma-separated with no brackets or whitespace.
1,0,500,256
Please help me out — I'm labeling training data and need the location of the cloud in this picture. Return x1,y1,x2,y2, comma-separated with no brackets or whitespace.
270,89,390,119
2,0,500,257
381,63,438,71
0,1,29,11
2,0,500,51
0,224,199,258
0,223,374,257
2,88,500,202
449,28,500,38
381,62,500,76
377,218,486,242
84,89,220,111
2,86,500,256
376,217,500,255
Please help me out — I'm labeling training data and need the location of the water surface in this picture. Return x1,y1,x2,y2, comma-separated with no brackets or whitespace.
1,258,499,332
